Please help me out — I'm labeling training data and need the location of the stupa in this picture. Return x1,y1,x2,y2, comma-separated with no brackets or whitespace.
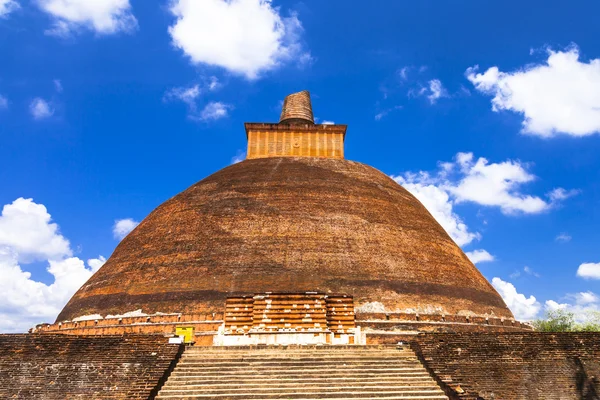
37,91,529,344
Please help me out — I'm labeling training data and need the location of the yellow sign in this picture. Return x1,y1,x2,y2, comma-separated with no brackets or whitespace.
175,326,195,344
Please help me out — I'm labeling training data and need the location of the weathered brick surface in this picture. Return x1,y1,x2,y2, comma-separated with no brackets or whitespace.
35,312,222,337
0,334,182,399
58,157,513,326
411,333,600,400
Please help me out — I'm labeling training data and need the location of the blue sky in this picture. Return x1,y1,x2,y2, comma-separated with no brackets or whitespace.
1,0,600,332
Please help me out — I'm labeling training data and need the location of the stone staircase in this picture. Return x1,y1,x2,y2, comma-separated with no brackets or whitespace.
156,346,448,399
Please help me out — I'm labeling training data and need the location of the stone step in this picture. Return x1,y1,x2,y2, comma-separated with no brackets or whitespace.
181,350,413,355
171,367,428,375
160,384,442,392
157,348,447,400
168,372,433,380
180,355,418,360
180,353,418,359
176,360,422,366
161,386,444,397
156,391,448,399
175,364,423,370
166,375,433,383
163,378,437,386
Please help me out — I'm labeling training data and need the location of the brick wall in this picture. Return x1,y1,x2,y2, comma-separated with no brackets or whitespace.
245,123,346,159
0,334,182,399
411,332,600,400
34,312,222,337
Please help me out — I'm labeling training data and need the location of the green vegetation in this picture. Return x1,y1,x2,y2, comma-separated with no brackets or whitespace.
532,309,600,332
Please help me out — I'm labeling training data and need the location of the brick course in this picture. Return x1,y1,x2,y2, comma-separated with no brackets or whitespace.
411,332,600,400
0,334,182,399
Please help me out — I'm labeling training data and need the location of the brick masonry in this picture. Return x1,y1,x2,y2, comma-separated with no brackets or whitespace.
0,334,182,399
57,157,514,324
1,332,600,399
410,332,600,400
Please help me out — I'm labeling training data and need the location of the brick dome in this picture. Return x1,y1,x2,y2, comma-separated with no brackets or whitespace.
57,157,513,322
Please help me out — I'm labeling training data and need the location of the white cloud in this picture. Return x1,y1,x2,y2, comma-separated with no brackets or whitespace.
53,79,63,93
375,105,402,121
199,101,231,121
393,175,479,246
207,76,220,91
164,78,228,121
0,94,7,109
321,120,335,125
87,256,106,273
0,0,19,17
555,233,572,242
398,66,409,81
168,0,310,79
427,79,448,104
0,198,71,263
392,152,568,247
466,249,495,264
492,277,541,320
467,46,600,137
37,0,138,37
29,98,54,120
406,79,448,104
231,150,246,164
112,218,138,240
547,187,580,202
523,265,540,278
165,84,201,109
577,262,600,280
545,291,600,322
0,198,104,333
0,250,100,333
449,152,551,214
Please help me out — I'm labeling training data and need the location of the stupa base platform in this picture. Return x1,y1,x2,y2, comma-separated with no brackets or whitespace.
33,312,531,345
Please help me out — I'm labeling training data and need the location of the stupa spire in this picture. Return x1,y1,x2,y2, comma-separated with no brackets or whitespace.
279,90,314,124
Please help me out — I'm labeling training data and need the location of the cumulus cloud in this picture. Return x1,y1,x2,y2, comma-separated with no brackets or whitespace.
545,291,600,322
87,256,106,273
467,46,600,137
168,0,311,79
29,98,54,120
449,152,551,214
321,120,335,125
466,249,495,264
492,277,541,320
577,262,600,280
0,198,104,333
393,175,479,246
0,0,19,17
112,218,138,240
392,152,572,247
36,0,138,37
0,198,71,263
